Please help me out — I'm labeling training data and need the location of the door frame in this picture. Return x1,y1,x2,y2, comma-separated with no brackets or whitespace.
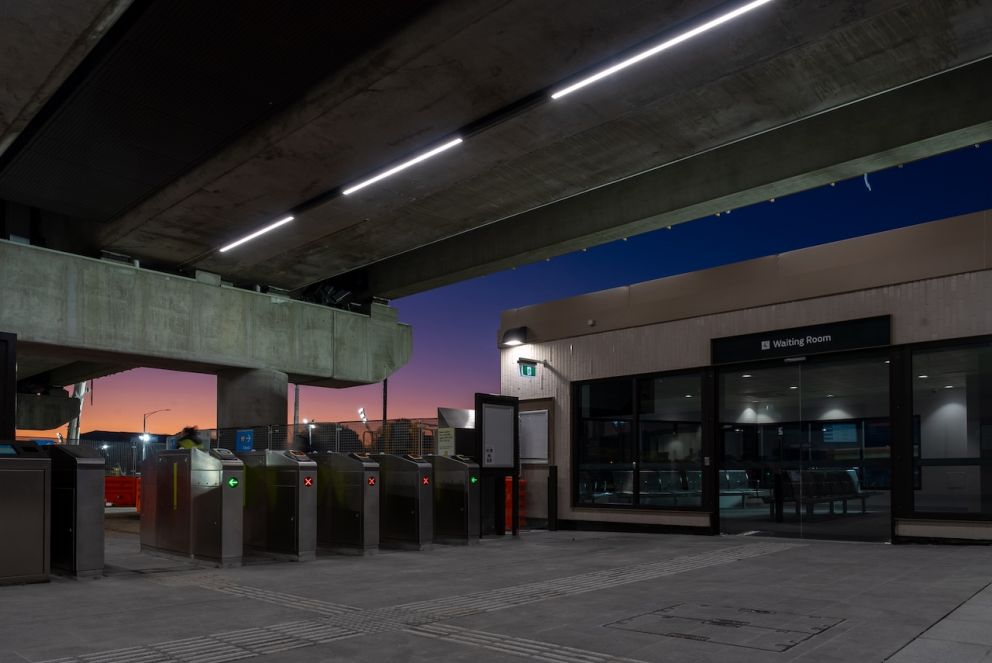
712,346,897,541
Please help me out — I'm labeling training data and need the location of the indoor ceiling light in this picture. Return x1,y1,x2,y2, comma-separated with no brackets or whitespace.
219,215,294,253
550,0,775,100
342,137,463,195
789,385,798,390
918,374,929,379
741,373,752,378
944,385,954,389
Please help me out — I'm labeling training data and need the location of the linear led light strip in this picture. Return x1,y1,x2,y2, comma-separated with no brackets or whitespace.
342,137,463,195
551,0,775,99
217,138,462,252
219,215,294,253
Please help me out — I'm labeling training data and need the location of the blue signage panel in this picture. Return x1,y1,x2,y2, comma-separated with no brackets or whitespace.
235,429,254,452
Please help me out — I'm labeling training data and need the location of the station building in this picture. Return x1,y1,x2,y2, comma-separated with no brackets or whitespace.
499,209,992,543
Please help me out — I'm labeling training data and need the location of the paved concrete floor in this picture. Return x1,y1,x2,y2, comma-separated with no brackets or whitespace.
2,522,991,663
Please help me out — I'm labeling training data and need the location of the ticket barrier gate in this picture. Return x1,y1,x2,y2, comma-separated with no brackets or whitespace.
376,453,433,550
0,442,50,584
312,452,379,554
431,455,480,544
46,445,105,577
140,448,244,566
238,449,316,561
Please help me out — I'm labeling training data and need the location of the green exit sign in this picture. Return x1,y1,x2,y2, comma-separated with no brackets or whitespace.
519,362,537,378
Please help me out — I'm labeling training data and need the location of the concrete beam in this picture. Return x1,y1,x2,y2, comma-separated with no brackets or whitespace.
361,57,992,299
16,391,79,430
17,360,132,389
0,240,411,386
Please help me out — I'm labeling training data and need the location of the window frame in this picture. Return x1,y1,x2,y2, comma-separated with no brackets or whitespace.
572,367,710,512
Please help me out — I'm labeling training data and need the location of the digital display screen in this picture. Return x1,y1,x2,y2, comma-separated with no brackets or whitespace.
822,423,858,443
0,444,16,456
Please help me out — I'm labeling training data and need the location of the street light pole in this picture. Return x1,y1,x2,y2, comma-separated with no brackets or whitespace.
136,408,171,472
142,408,171,440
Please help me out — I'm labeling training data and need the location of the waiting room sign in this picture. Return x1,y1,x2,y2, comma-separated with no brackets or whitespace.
711,315,891,364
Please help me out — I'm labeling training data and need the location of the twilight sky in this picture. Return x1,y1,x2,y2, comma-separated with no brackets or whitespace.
18,144,992,438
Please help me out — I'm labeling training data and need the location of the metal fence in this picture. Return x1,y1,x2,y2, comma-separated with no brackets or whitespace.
65,418,437,475
210,419,437,455
76,439,165,475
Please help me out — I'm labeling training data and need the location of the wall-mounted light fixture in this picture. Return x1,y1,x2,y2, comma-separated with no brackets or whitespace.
501,326,529,347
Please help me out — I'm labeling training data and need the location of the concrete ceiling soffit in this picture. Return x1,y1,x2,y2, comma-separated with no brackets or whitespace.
0,0,132,157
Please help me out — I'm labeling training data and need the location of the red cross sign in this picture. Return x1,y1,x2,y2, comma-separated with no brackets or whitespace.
303,476,314,487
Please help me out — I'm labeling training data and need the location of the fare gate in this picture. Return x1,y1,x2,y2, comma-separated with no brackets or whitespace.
238,450,316,561
312,452,379,554
46,445,105,577
431,455,480,544
377,454,433,550
0,442,50,585
140,448,244,565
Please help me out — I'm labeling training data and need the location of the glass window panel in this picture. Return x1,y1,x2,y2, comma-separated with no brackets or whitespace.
580,380,632,418
913,344,992,514
638,374,702,507
576,418,633,505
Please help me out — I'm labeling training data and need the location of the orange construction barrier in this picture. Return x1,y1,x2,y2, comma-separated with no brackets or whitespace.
504,476,527,528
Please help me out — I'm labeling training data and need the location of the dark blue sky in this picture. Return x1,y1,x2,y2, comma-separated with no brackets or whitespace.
376,143,992,415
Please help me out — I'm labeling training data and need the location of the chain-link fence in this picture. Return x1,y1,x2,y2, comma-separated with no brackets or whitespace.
209,419,437,455
72,439,165,475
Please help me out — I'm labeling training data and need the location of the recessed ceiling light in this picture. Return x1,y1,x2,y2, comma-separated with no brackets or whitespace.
826,394,834,398
684,394,693,398
918,374,929,379
219,215,294,253
741,373,752,378
944,385,954,389
884,360,891,364
550,0,775,99
342,137,463,195
788,386,799,390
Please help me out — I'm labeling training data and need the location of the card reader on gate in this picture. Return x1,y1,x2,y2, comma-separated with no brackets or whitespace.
210,448,236,458
350,453,371,461
285,450,310,461
404,453,423,461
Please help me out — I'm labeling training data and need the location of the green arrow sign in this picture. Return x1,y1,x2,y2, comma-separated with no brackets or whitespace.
227,477,240,488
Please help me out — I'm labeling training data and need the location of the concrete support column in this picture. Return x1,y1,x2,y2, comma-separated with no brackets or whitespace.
217,368,288,429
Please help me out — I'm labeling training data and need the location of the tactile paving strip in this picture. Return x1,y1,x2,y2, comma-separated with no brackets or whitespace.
409,624,646,663
37,541,800,663
37,620,359,663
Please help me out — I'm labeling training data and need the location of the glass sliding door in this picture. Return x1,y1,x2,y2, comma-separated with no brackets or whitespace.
719,354,891,540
